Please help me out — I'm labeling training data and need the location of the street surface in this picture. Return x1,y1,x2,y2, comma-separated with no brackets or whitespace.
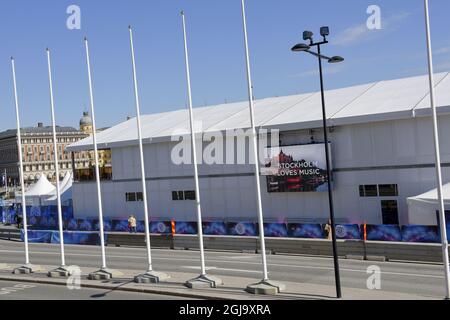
0,240,446,299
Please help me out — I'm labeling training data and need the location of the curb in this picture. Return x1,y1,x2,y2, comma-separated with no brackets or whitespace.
0,275,238,300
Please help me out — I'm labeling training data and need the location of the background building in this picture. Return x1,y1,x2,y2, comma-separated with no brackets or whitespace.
0,111,111,188
67,72,450,226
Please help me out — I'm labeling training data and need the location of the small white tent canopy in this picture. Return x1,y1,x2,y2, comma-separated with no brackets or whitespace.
18,174,56,206
25,174,56,197
46,172,73,205
407,183,450,225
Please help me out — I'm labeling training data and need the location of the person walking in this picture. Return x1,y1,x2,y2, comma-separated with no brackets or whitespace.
324,219,333,240
128,215,137,233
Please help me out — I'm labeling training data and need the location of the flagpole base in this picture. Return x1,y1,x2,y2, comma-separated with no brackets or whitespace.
246,279,286,295
134,270,170,284
13,264,43,275
185,274,223,289
88,268,123,280
47,266,72,278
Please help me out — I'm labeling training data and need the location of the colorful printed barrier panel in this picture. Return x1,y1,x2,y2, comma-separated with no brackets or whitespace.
401,225,440,243
77,219,96,231
203,221,228,235
287,223,324,239
264,223,288,237
175,221,198,235
21,230,102,245
150,221,172,234
136,220,146,233
51,231,102,246
2,207,16,224
227,222,258,236
67,218,79,231
335,224,361,240
95,218,112,232
365,224,402,242
112,219,130,232
20,230,53,243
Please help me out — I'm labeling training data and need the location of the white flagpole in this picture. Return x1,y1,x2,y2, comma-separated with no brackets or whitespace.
240,0,284,294
11,57,32,273
45,49,69,277
424,0,450,299
128,27,169,283
181,11,222,289
84,38,117,280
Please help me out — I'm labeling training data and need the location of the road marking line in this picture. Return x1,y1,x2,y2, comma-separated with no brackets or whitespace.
0,249,444,280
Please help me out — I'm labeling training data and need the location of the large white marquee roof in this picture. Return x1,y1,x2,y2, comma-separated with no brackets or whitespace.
67,72,450,152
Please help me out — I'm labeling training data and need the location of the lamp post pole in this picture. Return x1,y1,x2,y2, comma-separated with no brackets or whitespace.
291,28,344,298
316,43,342,299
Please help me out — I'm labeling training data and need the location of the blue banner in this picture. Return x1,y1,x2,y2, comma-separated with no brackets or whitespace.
401,225,440,243
264,223,288,237
51,231,102,246
66,218,79,231
112,219,130,232
335,224,361,240
150,221,172,234
20,230,53,243
365,224,402,242
288,223,324,238
175,221,198,235
78,219,96,231
95,218,112,231
227,222,258,236
203,222,227,236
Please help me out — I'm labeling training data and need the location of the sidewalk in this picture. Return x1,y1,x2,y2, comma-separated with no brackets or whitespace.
0,264,439,300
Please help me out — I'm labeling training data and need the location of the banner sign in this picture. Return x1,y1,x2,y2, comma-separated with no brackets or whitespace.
67,218,79,231
78,219,96,231
335,224,361,240
95,218,112,231
51,231,101,246
175,221,198,235
262,144,331,192
401,225,440,243
264,223,288,237
150,221,172,234
112,219,130,232
227,222,258,236
288,223,324,238
203,221,227,235
365,224,402,242
21,230,53,243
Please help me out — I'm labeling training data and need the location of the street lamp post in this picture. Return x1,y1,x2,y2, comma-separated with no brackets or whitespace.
291,27,344,299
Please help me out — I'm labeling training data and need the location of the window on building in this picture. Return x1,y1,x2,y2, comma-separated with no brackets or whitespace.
379,184,398,197
126,192,136,202
172,191,185,201
359,185,378,197
184,190,196,200
125,192,143,202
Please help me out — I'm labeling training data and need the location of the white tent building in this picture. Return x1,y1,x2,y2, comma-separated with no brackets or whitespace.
20,174,56,206
66,72,450,225
45,172,73,206
407,183,450,225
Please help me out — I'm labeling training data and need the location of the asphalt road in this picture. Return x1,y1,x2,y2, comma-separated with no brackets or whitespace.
0,279,186,300
0,240,447,299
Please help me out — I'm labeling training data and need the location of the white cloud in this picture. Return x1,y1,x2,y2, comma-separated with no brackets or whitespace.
334,12,411,46
435,47,450,55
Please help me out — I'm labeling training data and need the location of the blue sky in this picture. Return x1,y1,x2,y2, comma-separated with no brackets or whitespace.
1,0,450,132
